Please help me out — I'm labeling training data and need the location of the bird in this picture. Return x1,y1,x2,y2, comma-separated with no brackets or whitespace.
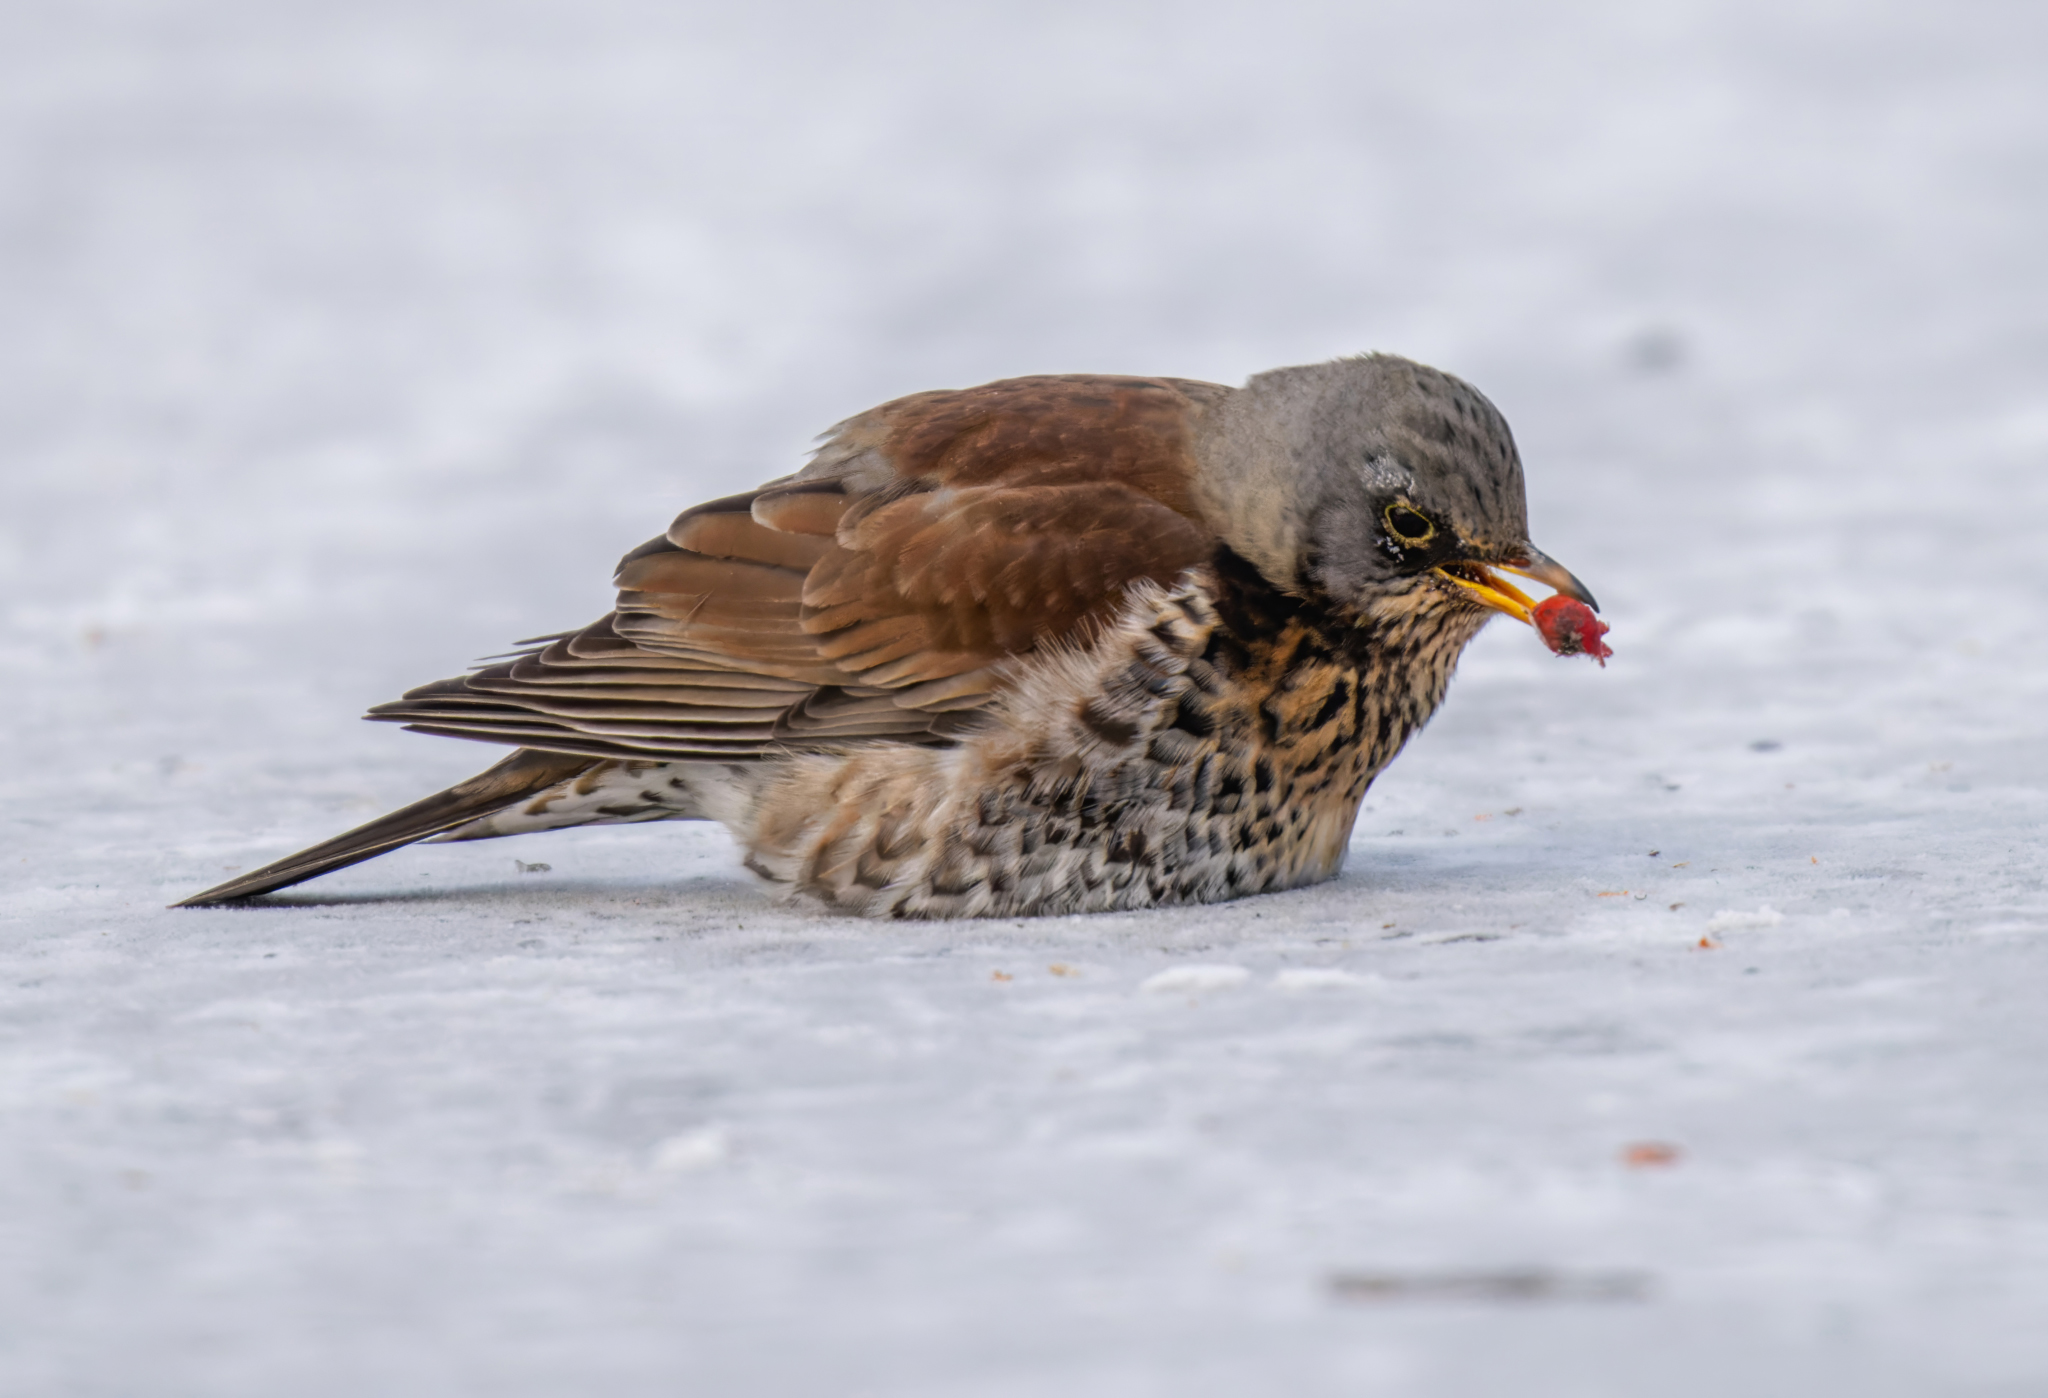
177,354,1598,917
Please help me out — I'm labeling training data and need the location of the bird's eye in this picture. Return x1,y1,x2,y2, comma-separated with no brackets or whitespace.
1384,504,1436,545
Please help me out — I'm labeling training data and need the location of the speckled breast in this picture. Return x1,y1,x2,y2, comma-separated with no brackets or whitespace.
749,553,1484,918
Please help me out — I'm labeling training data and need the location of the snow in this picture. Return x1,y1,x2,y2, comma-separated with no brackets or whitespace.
1704,906,1787,933
1271,968,1382,993
1139,964,1255,994
650,1126,732,1173
4,1,2048,1394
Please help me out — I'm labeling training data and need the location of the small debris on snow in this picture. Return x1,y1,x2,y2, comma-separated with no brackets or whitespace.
514,860,551,874
1139,964,1250,994
1705,906,1784,933
1271,968,1379,992
1330,1268,1651,1304
989,970,1013,982
652,1126,730,1172
1621,1141,1682,1168
1624,325,1687,373
1047,963,1079,978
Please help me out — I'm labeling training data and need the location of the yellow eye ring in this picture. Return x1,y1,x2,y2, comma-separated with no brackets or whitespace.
1384,503,1436,545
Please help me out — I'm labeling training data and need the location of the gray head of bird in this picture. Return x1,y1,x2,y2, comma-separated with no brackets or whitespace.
1190,353,1597,630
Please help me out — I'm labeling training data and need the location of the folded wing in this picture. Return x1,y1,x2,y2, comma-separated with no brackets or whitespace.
369,375,1230,762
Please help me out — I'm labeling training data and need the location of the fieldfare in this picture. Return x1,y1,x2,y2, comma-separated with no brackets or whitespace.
179,354,1602,917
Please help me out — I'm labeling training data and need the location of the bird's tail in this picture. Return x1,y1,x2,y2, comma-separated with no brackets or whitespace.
174,748,597,907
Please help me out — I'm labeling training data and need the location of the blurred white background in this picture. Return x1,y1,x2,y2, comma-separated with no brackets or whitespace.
3,3,2046,1395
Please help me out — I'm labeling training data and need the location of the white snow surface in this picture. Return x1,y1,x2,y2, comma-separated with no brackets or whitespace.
5,2,2048,1394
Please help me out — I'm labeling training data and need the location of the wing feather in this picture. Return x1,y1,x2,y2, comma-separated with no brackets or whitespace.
368,374,1229,761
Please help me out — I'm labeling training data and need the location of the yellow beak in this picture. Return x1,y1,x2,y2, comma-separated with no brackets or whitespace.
1432,546,1599,625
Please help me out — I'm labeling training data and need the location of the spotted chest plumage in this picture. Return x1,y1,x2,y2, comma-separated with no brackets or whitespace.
728,551,1487,917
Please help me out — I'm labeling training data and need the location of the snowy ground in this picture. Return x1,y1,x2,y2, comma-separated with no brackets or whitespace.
5,2,2048,1393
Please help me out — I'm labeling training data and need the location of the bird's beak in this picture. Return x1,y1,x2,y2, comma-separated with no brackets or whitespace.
1432,546,1599,626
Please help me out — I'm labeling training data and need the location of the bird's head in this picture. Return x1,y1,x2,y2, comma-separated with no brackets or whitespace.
1192,353,1596,632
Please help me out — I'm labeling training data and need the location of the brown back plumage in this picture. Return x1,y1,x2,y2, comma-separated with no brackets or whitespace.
368,375,1231,762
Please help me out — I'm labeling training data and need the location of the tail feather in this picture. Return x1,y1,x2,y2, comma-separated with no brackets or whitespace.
174,748,597,907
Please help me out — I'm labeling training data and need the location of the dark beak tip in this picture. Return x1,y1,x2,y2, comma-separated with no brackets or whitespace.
1512,544,1599,613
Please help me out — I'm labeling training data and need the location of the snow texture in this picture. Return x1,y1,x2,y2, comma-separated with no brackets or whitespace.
1140,965,1255,995
1705,905,1787,934
4,1,2047,1394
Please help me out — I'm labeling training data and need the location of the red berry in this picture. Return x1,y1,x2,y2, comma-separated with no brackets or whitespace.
1533,596,1612,666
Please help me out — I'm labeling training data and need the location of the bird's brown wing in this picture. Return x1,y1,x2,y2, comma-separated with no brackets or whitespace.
369,375,1230,761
